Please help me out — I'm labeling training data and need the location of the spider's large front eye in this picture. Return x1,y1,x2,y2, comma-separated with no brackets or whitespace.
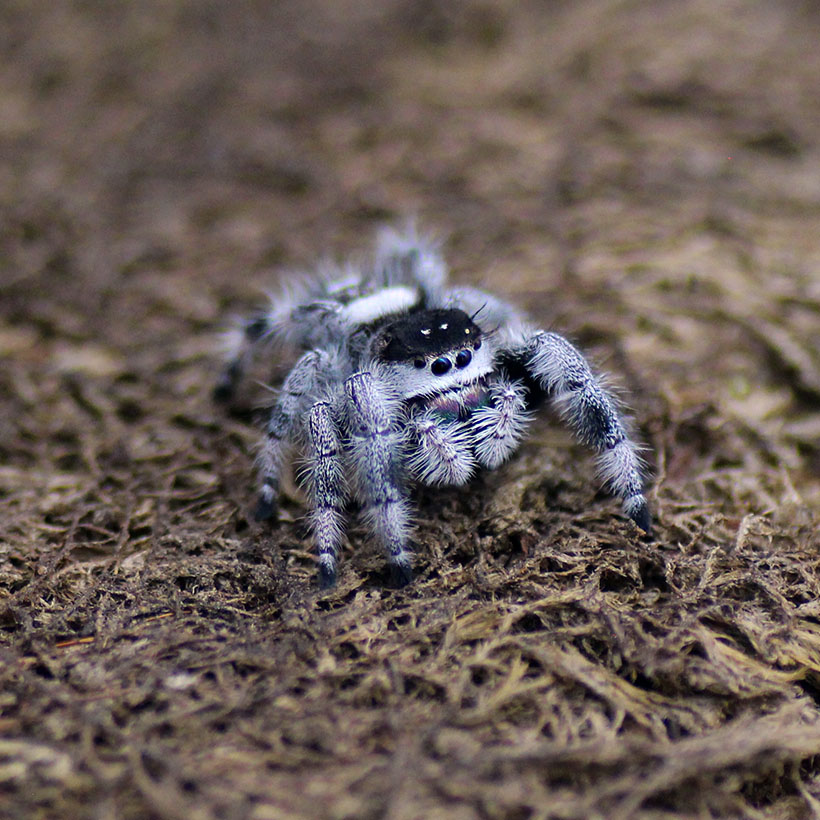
431,357,452,376
455,349,472,368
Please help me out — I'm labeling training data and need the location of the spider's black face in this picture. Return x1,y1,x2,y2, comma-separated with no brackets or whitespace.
375,308,482,364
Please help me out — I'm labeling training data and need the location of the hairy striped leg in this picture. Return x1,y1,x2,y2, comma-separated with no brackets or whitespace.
523,331,651,532
472,378,531,470
255,350,332,522
304,401,347,588
406,412,476,486
343,371,414,586
214,313,271,403
214,282,341,403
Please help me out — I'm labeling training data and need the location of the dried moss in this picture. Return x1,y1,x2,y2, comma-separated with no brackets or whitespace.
2,1,820,818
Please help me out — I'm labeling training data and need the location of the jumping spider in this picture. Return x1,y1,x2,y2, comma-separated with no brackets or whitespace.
216,228,651,588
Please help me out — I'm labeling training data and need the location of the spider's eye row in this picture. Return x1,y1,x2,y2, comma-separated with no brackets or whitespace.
430,357,452,376
455,349,472,368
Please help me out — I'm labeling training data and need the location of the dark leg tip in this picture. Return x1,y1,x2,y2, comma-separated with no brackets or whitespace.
212,381,234,404
390,561,413,588
214,362,242,404
253,494,278,523
318,563,337,590
629,500,653,536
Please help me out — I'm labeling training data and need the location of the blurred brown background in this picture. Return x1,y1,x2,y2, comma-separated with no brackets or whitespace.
2,1,820,818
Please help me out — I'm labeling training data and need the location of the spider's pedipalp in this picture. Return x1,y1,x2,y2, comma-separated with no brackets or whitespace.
406,413,476,486
472,378,531,470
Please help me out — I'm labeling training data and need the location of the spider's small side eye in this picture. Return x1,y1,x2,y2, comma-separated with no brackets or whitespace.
431,357,452,376
413,359,425,369
473,340,482,351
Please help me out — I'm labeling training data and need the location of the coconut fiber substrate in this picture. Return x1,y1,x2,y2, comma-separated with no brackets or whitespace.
2,1,820,818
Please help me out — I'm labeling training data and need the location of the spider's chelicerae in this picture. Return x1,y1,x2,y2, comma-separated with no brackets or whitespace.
216,228,651,588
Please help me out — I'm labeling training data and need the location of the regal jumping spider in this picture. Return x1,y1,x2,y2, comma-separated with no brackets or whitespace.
216,228,650,588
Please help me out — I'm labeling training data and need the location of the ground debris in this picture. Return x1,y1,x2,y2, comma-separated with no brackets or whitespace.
2,1,820,818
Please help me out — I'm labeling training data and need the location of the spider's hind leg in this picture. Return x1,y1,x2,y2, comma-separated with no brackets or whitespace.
374,225,447,302
214,313,270,403
255,349,337,523
214,279,322,404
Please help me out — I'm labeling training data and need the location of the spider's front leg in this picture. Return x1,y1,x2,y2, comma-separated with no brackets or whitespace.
510,330,651,533
343,371,414,586
304,400,347,589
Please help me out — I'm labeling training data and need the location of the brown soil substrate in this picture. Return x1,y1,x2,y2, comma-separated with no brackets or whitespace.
2,1,820,818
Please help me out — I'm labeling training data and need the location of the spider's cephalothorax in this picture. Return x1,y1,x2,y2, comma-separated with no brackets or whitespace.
216,228,651,588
